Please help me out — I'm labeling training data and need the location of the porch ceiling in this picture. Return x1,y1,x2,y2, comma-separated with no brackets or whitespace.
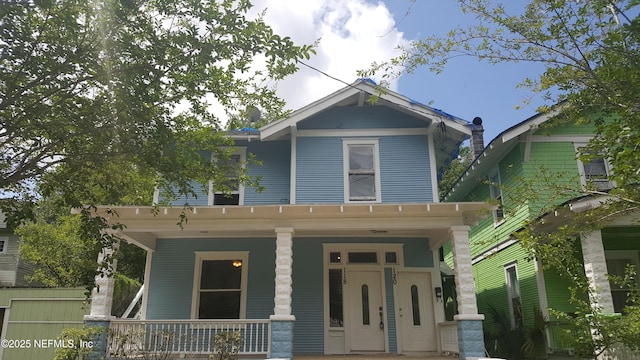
98,202,492,251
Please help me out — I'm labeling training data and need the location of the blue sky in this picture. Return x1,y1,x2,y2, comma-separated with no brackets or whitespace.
381,1,548,142
252,0,550,143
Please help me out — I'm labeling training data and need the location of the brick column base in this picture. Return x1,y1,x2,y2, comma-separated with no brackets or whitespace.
84,319,110,360
269,319,294,359
455,317,485,359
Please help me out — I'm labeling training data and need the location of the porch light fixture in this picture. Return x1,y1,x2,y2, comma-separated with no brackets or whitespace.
232,260,243,267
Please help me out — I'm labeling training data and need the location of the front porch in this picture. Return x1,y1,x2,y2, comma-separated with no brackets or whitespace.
87,203,492,360
104,319,462,359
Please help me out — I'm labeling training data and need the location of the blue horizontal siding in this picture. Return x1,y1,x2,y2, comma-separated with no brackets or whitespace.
147,236,432,353
297,106,428,130
296,137,344,204
167,180,209,207
244,140,291,205
296,135,433,204
291,239,325,354
379,135,433,203
146,238,275,320
291,237,432,354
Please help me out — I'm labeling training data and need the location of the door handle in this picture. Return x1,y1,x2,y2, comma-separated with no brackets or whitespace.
379,306,384,329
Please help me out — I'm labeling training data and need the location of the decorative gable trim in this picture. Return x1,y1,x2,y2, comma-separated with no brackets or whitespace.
259,79,471,141
297,128,429,137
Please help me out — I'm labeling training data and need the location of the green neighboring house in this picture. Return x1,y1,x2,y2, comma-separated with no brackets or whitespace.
442,114,640,355
0,213,89,360
0,212,37,287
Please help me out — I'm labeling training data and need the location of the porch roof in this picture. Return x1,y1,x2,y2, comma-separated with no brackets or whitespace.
97,202,492,251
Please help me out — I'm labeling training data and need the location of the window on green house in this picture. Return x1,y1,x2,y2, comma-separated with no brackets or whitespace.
576,146,613,190
505,264,523,329
488,169,505,225
606,251,640,313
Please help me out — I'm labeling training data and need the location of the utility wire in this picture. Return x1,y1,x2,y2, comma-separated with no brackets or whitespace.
298,60,359,89
297,60,468,127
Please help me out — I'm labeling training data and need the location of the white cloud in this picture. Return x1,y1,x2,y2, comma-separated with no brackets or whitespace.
251,0,408,111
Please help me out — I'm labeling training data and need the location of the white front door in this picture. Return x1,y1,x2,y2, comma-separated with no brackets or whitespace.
347,270,386,352
396,272,436,352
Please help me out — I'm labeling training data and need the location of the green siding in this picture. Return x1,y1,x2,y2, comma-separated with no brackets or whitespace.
543,268,576,315
0,288,87,360
474,242,540,330
460,140,588,324
455,144,532,258
535,121,597,136
522,142,582,217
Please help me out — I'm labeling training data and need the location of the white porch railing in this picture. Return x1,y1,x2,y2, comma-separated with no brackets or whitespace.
439,321,459,354
108,319,270,357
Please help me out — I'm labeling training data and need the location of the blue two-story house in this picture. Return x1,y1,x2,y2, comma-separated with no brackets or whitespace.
87,79,491,359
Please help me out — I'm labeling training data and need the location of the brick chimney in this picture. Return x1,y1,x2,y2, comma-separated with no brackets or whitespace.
470,116,485,159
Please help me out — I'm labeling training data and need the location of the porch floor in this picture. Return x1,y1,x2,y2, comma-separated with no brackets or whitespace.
294,354,457,360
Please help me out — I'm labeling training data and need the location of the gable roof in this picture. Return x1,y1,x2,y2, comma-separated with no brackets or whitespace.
260,78,471,140
443,107,561,201
259,78,473,175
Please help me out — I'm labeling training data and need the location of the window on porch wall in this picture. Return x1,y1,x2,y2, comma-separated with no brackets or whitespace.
196,257,246,319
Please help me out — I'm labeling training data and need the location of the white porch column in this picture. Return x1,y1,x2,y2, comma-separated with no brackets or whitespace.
271,227,295,321
449,226,485,359
580,230,615,313
270,228,295,360
450,226,481,317
85,245,119,320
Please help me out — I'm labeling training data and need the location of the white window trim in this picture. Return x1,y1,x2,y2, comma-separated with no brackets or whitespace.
0,237,7,254
574,143,614,190
343,139,382,203
488,168,505,226
191,251,249,319
504,263,521,329
208,147,247,206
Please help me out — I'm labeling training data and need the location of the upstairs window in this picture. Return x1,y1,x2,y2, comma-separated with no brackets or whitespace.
488,169,505,225
0,237,6,254
343,139,381,203
210,148,246,205
576,146,613,191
